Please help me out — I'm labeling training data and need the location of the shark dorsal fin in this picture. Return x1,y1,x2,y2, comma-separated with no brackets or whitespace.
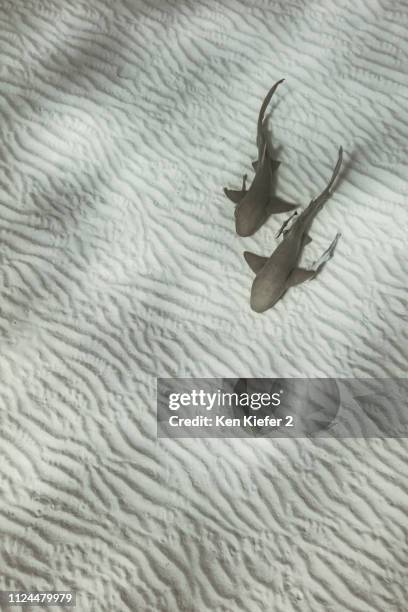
244,251,268,274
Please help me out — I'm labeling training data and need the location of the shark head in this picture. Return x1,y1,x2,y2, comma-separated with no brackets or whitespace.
250,276,284,313
235,207,266,237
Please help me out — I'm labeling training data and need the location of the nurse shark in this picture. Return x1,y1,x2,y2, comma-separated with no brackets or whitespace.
224,79,297,236
244,147,343,313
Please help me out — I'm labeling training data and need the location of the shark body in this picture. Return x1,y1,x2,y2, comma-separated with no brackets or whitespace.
244,147,343,313
224,79,297,237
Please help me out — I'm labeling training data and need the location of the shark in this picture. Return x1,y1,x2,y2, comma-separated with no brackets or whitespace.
244,146,343,313
224,79,297,237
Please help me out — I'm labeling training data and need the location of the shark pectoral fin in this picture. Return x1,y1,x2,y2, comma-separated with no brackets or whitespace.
303,234,312,245
252,160,258,171
224,174,247,204
224,188,245,204
224,184,246,204
286,235,341,289
244,251,268,274
311,232,341,275
268,196,298,215
286,267,315,288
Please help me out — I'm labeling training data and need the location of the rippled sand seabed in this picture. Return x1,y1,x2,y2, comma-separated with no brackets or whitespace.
0,0,407,610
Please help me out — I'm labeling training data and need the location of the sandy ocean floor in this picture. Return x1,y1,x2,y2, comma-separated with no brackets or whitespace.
1,0,408,610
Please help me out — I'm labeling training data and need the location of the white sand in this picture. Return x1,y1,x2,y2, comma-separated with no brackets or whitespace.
0,0,407,610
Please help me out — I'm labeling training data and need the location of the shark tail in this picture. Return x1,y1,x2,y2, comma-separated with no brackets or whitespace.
257,79,285,150
306,146,343,219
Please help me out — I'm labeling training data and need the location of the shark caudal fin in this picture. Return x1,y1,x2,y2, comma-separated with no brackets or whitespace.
256,79,285,152
307,147,343,217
